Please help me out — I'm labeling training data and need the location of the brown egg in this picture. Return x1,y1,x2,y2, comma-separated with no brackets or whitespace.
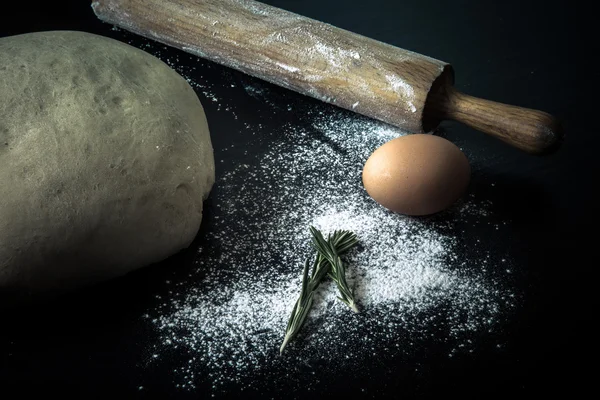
362,134,470,216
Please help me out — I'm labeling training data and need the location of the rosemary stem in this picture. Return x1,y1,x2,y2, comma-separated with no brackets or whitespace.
280,227,359,354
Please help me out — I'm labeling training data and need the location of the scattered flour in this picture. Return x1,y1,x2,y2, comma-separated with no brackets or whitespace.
143,110,515,393
118,33,516,395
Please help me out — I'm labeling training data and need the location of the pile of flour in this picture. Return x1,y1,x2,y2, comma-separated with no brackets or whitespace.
121,33,516,394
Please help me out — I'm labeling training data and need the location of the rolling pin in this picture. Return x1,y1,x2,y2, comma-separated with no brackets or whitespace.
91,0,562,154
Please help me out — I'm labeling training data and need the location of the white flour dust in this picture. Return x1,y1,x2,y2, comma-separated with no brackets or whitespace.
122,35,517,394
144,113,515,392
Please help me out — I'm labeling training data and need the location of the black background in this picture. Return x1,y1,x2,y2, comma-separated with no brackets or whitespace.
0,0,591,398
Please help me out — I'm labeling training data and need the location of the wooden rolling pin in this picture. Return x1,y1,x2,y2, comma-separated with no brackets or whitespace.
91,0,562,154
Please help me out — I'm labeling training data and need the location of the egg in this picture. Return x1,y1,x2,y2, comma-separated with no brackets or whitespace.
362,134,470,216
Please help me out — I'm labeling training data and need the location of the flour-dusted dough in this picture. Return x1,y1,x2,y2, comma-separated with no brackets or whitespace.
0,31,215,302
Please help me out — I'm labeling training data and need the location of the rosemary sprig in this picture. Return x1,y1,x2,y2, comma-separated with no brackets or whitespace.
280,259,315,354
309,226,359,313
280,228,358,354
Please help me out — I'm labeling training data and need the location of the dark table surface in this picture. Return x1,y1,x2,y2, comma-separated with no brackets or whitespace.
0,0,591,398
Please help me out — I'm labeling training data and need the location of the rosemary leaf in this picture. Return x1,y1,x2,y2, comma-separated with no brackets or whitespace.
280,259,314,354
280,227,359,354
309,227,359,312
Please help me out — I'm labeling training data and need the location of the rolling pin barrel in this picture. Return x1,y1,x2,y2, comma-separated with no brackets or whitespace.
92,0,562,154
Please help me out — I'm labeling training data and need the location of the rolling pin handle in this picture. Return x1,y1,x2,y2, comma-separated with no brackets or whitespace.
431,85,563,154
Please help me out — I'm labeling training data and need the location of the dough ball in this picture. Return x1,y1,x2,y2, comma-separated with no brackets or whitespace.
0,31,215,303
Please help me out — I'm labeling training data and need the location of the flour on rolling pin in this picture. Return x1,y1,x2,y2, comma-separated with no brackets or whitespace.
92,0,448,134
92,0,562,154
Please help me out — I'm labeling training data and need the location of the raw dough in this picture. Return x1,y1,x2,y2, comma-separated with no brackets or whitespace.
0,31,215,303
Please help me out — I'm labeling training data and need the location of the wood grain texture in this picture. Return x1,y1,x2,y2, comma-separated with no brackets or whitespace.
432,86,562,154
91,0,448,134
91,0,562,154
